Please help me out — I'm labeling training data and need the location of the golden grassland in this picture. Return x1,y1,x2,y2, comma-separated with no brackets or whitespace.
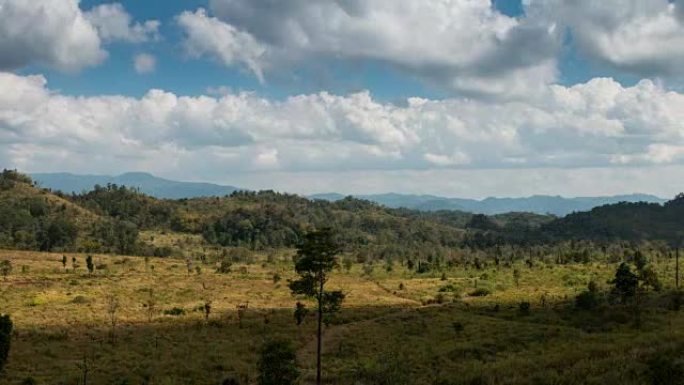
0,248,682,385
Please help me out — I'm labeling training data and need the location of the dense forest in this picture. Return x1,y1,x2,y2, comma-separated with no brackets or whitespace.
2,169,683,261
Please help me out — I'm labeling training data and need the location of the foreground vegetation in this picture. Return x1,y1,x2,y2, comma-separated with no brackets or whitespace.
0,244,683,384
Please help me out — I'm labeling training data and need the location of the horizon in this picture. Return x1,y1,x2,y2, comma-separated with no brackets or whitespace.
27,169,671,201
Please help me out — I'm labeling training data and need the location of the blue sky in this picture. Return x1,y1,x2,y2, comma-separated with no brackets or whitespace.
3,0,684,198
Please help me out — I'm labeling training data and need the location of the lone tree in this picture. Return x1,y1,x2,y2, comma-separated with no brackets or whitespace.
0,260,11,280
257,339,300,385
0,314,12,372
610,262,638,304
85,255,94,275
289,228,345,385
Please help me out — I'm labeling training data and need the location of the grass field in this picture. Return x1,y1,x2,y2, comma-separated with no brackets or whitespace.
0,247,682,385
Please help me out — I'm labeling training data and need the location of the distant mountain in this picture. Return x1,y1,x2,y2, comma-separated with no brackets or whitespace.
31,172,240,199
32,172,666,215
310,192,667,216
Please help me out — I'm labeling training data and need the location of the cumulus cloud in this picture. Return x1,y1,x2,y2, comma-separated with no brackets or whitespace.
0,0,106,71
0,0,159,72
2,72,684,185
529,0,684,77
85,3,160,43
177,9,267,82
134,53,156,74
175,0,559,98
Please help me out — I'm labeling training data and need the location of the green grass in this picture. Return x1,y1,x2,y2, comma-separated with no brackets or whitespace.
0,249,682,384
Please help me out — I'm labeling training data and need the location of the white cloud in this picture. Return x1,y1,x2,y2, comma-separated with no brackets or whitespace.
2,72,684,189
85,3,160,43
529,0,684,77
175,1,560,98
134,53,156,74
177,9,267,83
0,0,106,71
0,0,160,72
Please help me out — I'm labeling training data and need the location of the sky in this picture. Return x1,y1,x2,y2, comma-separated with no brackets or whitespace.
2,0,684,199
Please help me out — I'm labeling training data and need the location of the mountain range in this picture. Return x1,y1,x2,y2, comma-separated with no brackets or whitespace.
31,172,667,216
31,172,239,200
310,192,667,216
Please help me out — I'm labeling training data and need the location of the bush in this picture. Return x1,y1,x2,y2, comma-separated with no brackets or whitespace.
647,352,684,385
438,283,460,293
469,288,491,297
71,295,89,304
257,339,299,385
519,301,531,315
0,314,12,372
163,307,186,316
669,290,683,312
575,290,598,310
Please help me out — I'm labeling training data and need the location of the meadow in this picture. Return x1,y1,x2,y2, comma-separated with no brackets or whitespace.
0,235,682,385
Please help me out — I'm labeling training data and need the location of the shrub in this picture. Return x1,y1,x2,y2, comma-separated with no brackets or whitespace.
647,352,684,385
519,301,531,315
469,288,491,297
576,280,600,310
71,295,89,304
439,283,460,293
163,307,186,316
0,315,12,372
216,259,232,274
669,291,683,312
257,339,299,385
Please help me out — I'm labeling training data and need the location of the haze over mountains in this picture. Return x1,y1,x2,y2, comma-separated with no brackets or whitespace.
32,172,666,217
32,172,240,200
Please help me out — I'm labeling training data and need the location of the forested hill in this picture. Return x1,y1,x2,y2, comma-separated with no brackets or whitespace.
464,195,684,247
32,172,665,216
540,196,684,244
3,170,683,257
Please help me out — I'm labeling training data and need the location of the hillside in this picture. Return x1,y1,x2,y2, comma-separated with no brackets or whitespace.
540,196,684,244
0,170,139,253
32,172,665,215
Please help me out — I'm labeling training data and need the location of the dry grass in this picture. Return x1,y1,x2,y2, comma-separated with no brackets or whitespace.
0,249,682,384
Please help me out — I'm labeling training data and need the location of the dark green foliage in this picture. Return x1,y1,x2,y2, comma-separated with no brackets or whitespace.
0,314,12,372
518,301,531,315
257,339,299,385
204,192,464,252
669,291,683,311
92,219,139,255
466,214,500,231
575,281,600,310
289,228,345,384
37,217,79,251
70,184,173,229
222,378,240,385
610,263,638,303
20,377,37,385
646,352,684,385
0,260,11,279
216,259,232,274
294,302,308,325
0,169,33,190
86,255,94,274
469,288,491,297
163,307,186,316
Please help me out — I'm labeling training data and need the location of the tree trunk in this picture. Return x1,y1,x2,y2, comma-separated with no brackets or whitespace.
317,273,324,385
677,247,680,290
